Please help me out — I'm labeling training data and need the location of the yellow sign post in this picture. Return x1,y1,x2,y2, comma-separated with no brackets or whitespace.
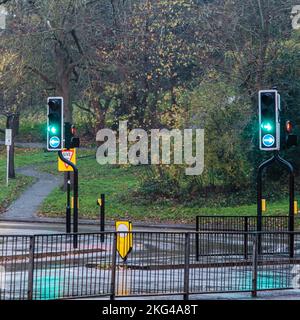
58,149,76,172
115,221,133,261
262,199,266,212
294,201,298,215
71,196,79,209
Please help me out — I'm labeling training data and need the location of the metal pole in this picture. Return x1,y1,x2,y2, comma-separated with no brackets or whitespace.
27,236,35,300
244,217,248,260
73,167,78,249
100,194,105,243
183,233,190,300
257,163,263,255
58,151,79,249
66,172,71,233
6,145,9,187
257,153,295,258
110,232,117,300
251,234,258,298
196,217,199,261
257,155,276,254
289,172,295,258
276,154,295,258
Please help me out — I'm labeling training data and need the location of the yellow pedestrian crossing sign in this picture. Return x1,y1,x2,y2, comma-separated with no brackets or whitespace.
116,221,133,261
58,148,76,172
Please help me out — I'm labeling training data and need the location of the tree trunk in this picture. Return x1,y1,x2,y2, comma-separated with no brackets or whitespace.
57,73,72,123
54,41,76,190
56,67,73,192
61,79,73,192
8,140,15,179
55,40,73,124
93,99,107,135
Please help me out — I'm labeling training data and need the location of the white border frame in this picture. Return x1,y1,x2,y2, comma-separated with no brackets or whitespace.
258,90,280,151
47,97,64,151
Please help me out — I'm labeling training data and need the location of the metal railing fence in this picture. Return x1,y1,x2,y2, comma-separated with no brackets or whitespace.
0,231,300,300
195,215,300,259
196,215,300,233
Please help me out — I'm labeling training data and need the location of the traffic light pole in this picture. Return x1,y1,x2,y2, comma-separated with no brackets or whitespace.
257,154,276,255
66,172,71,234
100,194,105,243
257,151,295,258
58,151,79,249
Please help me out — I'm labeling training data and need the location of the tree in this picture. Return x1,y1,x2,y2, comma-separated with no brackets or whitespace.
0,49,26,178
3,0,110,122
93,0,204,130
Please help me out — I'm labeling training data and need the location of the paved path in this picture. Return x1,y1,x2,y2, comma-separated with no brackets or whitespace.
0,140,194,229
0,140,94,150
0,140,45,149
1,166,62,221
0,166,194,229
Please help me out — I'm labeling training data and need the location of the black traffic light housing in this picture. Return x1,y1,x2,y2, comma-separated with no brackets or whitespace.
47,97,64,151
64,122,80,149
285,120,298,148
259,90,280,151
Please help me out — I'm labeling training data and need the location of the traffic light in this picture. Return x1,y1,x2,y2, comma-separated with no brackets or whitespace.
64,122,80,149
71,125,80,148
259,90,280,151
47,97,63,151
64,122,72,149
286,120,293,134
285,120,298,148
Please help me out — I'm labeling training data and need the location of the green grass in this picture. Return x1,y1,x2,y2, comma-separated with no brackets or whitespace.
35,149,297,222
0,145,296,222
14,147,57,167
0,146,39,212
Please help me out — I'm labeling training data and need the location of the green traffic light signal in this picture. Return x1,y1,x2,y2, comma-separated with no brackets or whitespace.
47,126,58,134
258,90,280,151
47,97,63,151
50,126,57,134
261,122,273,132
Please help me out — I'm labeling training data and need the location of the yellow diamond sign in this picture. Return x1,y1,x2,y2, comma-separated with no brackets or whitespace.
58,149,77,172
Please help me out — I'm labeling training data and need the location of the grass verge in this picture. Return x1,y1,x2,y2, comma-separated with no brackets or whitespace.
35,149,298,223
0,146,40,213
0,145,296,223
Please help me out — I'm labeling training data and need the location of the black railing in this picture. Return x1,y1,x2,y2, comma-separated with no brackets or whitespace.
0,231,300,300
0,235,31,300
195,215,300,259
196,215,300,232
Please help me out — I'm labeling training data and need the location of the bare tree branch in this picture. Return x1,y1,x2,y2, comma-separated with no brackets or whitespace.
74,102,95,116
25,65,57,87
70,29,84,55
